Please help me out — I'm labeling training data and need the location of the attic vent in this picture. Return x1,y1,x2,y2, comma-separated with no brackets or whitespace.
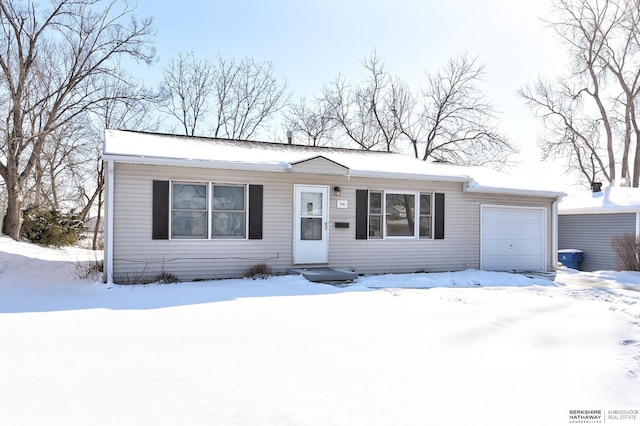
592,182,602,193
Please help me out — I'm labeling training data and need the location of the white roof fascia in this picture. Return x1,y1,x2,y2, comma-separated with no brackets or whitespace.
101,153,291,173
347,169,472,183
558,207,640,215
463,182,565,199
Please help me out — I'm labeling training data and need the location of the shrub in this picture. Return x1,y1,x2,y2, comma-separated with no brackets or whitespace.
73,258,104,280
244,263,273,280
154,271,179,284
21,207,84,247
611,232,640,271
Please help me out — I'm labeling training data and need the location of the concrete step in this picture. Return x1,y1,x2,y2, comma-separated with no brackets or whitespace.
288,267,358,283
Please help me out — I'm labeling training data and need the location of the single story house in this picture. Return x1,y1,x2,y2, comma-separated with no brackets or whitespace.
102,130,564,283
558,185,640,271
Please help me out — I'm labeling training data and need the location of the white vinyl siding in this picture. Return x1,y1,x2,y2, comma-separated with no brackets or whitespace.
111,163,556,282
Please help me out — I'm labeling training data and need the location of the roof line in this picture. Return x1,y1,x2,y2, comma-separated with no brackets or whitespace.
101,153,290,173
463,182,565,199
105,128,400,157
290,155,350,170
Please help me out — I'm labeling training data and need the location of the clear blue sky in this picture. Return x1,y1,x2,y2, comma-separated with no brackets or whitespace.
133,0,571,188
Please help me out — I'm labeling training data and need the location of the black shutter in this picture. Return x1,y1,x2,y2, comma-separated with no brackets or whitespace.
355,189,368,240
248,185,263,240
434,192,445,240
152,180,169,240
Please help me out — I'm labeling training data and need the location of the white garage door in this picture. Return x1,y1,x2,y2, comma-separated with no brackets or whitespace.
481,205,546,271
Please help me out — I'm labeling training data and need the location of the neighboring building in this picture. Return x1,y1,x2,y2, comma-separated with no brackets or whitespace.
558,185,640,271
102,130,564,283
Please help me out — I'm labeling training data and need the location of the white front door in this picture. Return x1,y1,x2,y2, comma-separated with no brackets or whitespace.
293,185,329,264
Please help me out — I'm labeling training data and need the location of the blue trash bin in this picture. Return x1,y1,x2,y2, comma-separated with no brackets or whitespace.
558,249,584,269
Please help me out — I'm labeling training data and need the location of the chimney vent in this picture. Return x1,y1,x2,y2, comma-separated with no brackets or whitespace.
592,182,602,193
287,130,293,144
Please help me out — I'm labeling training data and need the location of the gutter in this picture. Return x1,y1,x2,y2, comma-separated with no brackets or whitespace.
347,170,471,183
463,181,566,199
101,153,288,174
559,207,640,215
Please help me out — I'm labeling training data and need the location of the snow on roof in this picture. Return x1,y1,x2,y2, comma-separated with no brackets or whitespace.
559,185,640,214
103,129,563,198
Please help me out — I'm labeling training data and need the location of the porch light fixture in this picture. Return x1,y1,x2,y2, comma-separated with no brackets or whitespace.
333,186,341,197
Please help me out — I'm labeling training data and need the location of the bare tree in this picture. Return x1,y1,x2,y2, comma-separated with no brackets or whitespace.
160,52,289,140
321,51,515,166
521,0,640,187
282,97,336,146
323,51,400,151
211,54,289,140
25,119,93,210
402,54,514,166
0,0,155,240
82,73,161,249
160,51,213,136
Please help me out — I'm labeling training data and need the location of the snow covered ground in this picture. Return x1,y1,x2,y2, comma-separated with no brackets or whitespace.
0,236,639,426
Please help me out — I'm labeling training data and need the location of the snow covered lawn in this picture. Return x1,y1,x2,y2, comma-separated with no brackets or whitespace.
0,237,638,425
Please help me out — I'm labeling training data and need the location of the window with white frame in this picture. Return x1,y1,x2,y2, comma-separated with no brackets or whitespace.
212,185,246,238
367,191,433,239
171,182,208,238
368,191,383,238
385,192,416,237
419,192,432,238
170,182,247,239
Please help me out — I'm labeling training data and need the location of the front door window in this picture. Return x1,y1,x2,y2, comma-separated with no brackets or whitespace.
300,192,323,240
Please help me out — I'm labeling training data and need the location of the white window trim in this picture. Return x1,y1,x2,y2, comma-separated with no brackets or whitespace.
211,183,248,240
367,190,434,240
168,180,249,241
169,181,209,240
419,192,434,240
368,190,383,240
384,190,419,239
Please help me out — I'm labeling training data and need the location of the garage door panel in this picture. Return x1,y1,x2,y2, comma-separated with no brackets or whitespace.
482,254,541,269
482,241,542,257
481,206,546,271
485,225,540,239
484,209,541,222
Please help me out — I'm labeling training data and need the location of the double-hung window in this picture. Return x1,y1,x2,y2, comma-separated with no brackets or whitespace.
385,192,417,237
171,183,208,238
170,182,247,239
366,190,433,239
419,192,432,238
368,191,383,238
212,185,246,238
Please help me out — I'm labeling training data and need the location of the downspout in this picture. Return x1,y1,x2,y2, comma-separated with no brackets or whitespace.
551,198,559,271
105,159,114,284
